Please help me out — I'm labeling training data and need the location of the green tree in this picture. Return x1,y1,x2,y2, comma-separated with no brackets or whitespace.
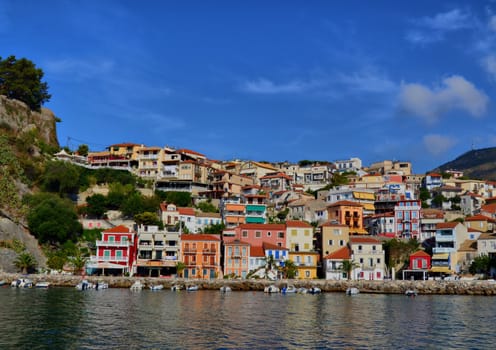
77,144,89,156
135,211,162,227
175,261,186,277
46,251,67,271
431,194,446,208
41,160,81,195
164,191,192,207
14,251,37,274
121,192,145,218
107,182,134,210
341,259,360,280
69,249,88,275
469,255,494,276
197,201,218,213
85,194,107,218
202,223,225,235
26,192,83,244
281,259,298,279
0,55,51,111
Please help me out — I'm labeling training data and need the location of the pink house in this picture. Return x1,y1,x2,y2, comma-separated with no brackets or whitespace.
226,223,287,248
87,225,136,276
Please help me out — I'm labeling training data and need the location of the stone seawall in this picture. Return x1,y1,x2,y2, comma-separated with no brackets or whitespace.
2,273,496,295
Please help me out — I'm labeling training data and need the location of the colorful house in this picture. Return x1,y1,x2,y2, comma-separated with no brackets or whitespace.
223,239,250,278
350,236,386,280
326,200,367,234
288,251,319,279
87,225,136,276
226,223,286,248
323,246,351,280
394,199,421,239
286,220,314,252
180,234,221,279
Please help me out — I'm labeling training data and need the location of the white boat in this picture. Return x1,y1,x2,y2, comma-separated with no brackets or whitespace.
307,287,321,294
149,284,164,291
95,281,108,290
186,285,199,292
171,285,183,291
11,278,33,288
220,286,232,293
35,281,51,289
297,287,308,294
130,281,144,291
0,280,7,286
346,287,359,295
405,289,418,297
75,279,93,290
282,285,297,294
264,285,280,293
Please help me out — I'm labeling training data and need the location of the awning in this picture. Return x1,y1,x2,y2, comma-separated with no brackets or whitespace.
88,262,126,269
362,203,375,211
432,253,449,260
430,266,451,273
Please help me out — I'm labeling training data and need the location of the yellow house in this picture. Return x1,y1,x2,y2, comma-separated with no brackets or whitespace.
288,251,319,279
286,220,314,252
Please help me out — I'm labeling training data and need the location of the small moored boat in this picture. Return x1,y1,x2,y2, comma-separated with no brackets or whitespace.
130,281,144,291
307,287,321,294
281,285,297,294
11,278,33,288
346,287,359,295
220,286,232,293
75,279,93,290
186,285,199,292
149,284,164,291
264,285,280,293
405,289,418,297
171,285,183,291
35,281,51,289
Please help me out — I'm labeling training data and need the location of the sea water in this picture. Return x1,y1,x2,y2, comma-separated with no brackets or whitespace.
0,287,494,349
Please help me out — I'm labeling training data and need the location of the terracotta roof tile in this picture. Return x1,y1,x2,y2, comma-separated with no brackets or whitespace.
103,225,133,233
350,236,381,244
324,246,351,260
285,220,312,228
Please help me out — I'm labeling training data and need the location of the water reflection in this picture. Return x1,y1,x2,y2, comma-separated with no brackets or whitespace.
0,288,495,349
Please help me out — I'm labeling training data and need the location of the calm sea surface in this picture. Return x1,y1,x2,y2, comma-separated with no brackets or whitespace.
0,286,494,349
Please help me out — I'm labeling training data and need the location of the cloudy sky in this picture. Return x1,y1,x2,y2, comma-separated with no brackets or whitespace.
2,1,496,173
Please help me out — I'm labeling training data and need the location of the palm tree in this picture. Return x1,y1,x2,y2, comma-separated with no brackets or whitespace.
341,259,360,281
69,250,88,275
175,261,186,278
14,252,37,274
281,259,297,279
263,255,276,279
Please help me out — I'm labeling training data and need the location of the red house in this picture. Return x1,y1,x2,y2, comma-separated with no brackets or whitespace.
224,223,287,248
409,250,431,270
87,225,136,276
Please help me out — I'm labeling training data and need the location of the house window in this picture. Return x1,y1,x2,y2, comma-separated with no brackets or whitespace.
242,230,248,238
376,272,381,279
377,258,381,264
291,229,297,237
278,232,284,238
255,231,261,238
277,242,282,247
333,229,341,235
104,250,110,260
358,245,363,251
116,250,122,259
305,271,310,278
372,245,376,251
339,240,345,246
359,258,363,264
328,240,333,246
304,230,310,236
304,243,310,250
108,236,115,242
369,258,373,267
267,232,272,237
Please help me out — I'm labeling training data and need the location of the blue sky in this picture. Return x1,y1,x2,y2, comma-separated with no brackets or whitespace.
2,1,496,173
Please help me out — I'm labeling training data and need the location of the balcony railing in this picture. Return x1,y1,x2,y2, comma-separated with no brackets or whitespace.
96,240,130,247
433,247,454,254
90,255,128,262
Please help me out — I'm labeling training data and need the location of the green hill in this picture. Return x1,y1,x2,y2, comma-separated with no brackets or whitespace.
434,147,496,181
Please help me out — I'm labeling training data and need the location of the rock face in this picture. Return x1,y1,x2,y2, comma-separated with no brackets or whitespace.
0,218,47,272
0,95,58,147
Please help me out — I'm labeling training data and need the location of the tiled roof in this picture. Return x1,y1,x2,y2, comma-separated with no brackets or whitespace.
327,200,364,207
103,225,132,233
262,242,288,250
196,212,221,218
260,172,292,180
250,245,265,257
181,234,221,241
239,223,286,230
285,220,312,228
350,236,381,244
410,250,430,258
324,247,351,260
108,142,140,147
465,214,496,223
319,221,348,228
458,240,477,252
482,203,496,213
177,148,205,157
478,233,496,240
178,207,196,216
436,222,459,229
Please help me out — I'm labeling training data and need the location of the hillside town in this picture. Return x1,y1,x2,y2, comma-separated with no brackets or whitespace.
54,143,496,281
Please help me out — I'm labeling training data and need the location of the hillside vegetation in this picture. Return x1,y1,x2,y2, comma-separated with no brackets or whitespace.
435,147,496,181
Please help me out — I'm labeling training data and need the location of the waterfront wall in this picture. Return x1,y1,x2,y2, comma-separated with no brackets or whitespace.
2,273,496,295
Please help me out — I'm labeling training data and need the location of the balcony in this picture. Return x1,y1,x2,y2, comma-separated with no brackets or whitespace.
435,235,454,242
246,205,266,212
433,247,454,254
96,240,130,247
202,249,217,254
183,248,197,254
90,255,128,262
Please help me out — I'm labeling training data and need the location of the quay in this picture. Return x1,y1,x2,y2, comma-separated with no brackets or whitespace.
3,273,496,295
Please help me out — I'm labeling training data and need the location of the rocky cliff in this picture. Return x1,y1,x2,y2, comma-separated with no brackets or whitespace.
0,95,59,271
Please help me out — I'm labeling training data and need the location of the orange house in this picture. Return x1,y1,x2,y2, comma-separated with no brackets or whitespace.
326,200,367,234
180,234,221,279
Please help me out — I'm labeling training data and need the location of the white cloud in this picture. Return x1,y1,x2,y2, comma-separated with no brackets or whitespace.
338,71,396,93
489,15,496,32
482,55,496,79
44,58,114,80
407,8,472,44
398,75,489,123
241,78,311,94
423,134,457,156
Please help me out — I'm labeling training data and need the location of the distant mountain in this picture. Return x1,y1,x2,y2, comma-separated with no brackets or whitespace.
433,147,496,181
